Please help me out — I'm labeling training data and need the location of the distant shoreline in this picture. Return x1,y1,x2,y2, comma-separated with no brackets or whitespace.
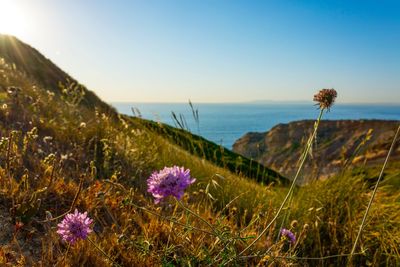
111,101,400,106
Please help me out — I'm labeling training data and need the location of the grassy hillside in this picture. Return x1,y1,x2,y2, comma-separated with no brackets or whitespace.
0,35,399,266
133,118,287,185
0,35,112,112
0,34,286,187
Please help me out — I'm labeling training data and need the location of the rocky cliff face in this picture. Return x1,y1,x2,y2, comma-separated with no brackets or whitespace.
233,120,400,183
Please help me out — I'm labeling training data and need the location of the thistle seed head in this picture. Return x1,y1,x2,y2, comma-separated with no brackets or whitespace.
313,88,337,110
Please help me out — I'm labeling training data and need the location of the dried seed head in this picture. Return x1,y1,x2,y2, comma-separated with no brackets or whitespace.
313,88,337,110
290,220,298,228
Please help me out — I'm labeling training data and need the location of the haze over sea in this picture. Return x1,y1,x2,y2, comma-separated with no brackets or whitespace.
113,102,400,149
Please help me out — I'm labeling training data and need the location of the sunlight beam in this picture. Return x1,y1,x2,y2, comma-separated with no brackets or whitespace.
0,0,28,38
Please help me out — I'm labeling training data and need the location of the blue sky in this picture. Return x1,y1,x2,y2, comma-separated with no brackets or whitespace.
2,0,400,103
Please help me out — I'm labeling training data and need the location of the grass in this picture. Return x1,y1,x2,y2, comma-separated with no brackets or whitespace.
131,117,288,186
0,43,399,266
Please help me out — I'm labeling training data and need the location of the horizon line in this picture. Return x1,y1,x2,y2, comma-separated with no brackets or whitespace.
109,100,400,105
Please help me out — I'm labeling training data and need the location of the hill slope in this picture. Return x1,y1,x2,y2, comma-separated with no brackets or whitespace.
0,34,113,112
0,34,285,185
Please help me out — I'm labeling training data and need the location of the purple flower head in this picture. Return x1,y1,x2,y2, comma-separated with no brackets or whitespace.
280,228,296,245
57,209,93,244
147,166,196,204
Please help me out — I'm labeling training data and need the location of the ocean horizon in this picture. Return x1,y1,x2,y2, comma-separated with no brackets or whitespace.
112,102,400,149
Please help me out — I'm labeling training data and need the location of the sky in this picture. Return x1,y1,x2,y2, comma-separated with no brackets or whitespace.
0,0,399,103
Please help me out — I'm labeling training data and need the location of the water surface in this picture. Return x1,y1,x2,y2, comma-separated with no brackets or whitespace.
113,102,400,149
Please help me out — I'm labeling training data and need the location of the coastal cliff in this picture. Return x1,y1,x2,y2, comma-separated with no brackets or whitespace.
233,120,400,182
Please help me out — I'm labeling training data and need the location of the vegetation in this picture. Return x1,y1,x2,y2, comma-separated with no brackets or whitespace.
135,118,287,186
0,35,399,266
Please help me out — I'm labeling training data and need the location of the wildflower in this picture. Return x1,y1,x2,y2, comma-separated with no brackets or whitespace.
147,166,196,204
57,209,93,244
313,88,337,110
280,228,296,245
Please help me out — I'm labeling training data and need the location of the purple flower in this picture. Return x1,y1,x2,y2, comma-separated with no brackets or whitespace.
57,209,93,244
280,228,296,245
147,166,196,204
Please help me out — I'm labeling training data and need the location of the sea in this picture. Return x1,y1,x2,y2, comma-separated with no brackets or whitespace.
112,102,400,149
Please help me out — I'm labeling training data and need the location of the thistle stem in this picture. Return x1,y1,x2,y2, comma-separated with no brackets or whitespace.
347,125,400,266
237,108,324,257
275,191,294,242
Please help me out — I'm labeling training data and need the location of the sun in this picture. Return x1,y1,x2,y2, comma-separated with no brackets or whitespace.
0,0,27,37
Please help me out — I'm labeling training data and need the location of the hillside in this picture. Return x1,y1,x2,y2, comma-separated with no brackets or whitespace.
0,35,399,266
233,120,400,183
0,34,285,186
134,118,287,185
0,35,113,113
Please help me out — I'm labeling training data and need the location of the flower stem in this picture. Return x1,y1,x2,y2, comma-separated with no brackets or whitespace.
275,191,294,242
347,125,400,266
237,108,325,257
88,237,122,267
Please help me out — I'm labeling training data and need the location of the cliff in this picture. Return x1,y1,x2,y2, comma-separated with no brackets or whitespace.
233,120,400,182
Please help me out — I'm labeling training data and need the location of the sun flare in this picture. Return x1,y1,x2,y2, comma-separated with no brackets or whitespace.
0,0,27,37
